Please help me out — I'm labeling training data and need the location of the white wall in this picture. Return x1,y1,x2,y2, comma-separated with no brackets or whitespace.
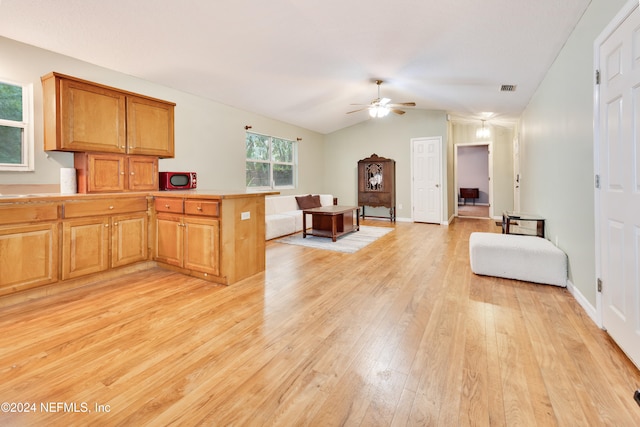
519,0,628,306
0,36,326,193
323,109,449,221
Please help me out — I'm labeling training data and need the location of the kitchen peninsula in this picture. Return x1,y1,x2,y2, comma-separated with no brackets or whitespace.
0,190,273,306
0,72,275,306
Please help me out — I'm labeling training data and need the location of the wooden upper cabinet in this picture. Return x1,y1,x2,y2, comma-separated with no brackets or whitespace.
75,152,158,193
42,72,175,158
127,155,158,190
127,96,174,157
43,73,126,153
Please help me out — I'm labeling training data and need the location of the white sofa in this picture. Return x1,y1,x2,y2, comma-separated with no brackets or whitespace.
265,194,336,240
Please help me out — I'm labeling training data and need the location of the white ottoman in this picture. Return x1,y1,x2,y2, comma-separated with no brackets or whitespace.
469,232,567,287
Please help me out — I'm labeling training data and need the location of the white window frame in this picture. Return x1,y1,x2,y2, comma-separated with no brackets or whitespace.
0,78,34,171
245,132,297,190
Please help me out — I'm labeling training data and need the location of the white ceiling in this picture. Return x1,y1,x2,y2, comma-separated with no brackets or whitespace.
0,0,591,134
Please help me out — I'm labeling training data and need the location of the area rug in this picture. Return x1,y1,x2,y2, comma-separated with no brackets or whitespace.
274,225,393,253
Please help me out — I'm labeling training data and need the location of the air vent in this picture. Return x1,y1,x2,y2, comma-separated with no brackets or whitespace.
500,84,517,92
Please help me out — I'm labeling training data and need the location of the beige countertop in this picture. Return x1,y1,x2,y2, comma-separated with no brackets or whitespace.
0,190,279,203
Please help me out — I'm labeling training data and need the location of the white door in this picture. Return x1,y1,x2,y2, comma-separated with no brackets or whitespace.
597,2,640,368
412,137,442,224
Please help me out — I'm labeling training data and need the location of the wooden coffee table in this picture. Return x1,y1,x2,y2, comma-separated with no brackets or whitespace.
302,205,360,242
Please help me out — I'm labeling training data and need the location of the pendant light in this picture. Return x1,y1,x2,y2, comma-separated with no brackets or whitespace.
476,120,490,139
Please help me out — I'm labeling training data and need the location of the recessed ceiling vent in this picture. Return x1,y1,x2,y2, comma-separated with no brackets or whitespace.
500,84,517,92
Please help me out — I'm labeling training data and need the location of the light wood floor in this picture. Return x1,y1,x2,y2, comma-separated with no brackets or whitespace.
458,204,490,218
1,219,639,426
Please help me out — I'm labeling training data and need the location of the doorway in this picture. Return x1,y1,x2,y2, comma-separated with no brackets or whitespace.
455,142,492,219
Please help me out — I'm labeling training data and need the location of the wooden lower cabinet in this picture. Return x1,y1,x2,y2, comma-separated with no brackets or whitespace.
184,216,220,276
0,222,59,296
62,212,148,280
155,213,220,277
111,213,149,268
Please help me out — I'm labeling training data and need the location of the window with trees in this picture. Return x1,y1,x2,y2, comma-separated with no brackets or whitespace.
246,132,296,189
0,79,33,171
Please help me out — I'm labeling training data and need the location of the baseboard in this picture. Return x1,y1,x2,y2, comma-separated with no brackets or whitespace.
566,278,600,327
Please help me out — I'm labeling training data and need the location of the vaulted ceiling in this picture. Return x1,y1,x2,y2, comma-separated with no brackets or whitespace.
0,0,591,134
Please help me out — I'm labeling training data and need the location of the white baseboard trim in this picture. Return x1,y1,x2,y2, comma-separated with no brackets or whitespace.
443,213,455,225
566,279,599,327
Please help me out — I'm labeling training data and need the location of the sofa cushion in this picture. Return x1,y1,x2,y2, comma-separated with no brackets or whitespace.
265,214,296,240
318,194,333,206
266,195,299,215
295,194,321,209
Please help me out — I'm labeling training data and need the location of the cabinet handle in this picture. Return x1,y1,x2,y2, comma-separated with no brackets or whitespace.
130,172,135,175
113,222,119,226
120,172,125,175
104,224,109,227
197,206,202,211
165,204,171,209
109,206,114,210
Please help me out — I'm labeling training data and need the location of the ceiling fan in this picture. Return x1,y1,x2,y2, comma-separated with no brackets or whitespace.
347,80,416,117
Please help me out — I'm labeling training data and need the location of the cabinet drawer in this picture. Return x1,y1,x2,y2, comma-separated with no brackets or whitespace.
64,197,148,218
358,192,391,206
155,197,184,213
0,203,60,225
185,200,219,217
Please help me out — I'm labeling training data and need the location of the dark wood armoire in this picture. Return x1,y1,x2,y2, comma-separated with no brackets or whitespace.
357,153,396,222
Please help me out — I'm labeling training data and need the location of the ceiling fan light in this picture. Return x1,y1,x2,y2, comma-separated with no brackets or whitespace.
369,106,390,118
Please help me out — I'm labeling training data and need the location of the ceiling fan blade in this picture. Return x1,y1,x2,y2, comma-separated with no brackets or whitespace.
346,107,368,114
391,109,406,115
388,102,416,107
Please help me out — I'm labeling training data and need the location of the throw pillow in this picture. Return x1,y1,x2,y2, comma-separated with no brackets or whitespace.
296,194,321,209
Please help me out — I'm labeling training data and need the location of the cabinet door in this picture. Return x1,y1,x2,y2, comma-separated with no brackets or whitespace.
127,96,175,158
112,213,148,268
86,153,127,192
183,217,220,276
127,156,158,191
59,78,127,153
155,213,183,267
0,223,59,296
62,217,110,280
